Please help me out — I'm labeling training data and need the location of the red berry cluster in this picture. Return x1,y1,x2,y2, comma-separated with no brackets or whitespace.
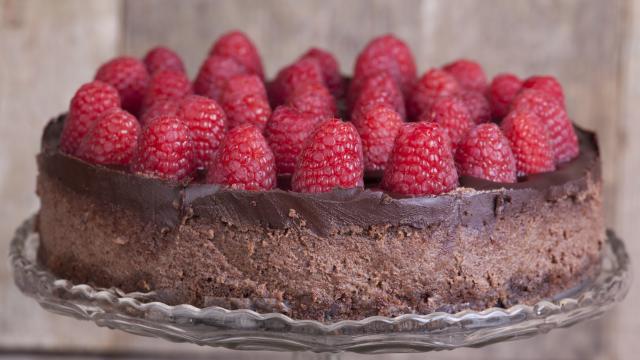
59,32,581,196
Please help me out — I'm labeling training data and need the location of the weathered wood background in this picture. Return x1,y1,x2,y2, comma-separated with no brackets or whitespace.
1,0,638,359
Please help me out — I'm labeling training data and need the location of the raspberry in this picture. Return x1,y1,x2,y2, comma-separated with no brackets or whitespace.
265,106,324,174
95,56,149,115
459,91,491,124
487,73,522,119
300,48,343,97
77,108,140,166
292,119,364,193
511,89,579,163
352,104,404,171
285,81,336,117
210,30,264,79
522,75,565,106
143,46,186,75
408,68,462,119
206,124,276,190
220,74,271,130
177,95,227,168
139,98,180,126
455,123,516,183
142,69,191,111
443,59,488,92
419,96,474,151
270,58,325,106
354,34,417,96
131,115,195,181
501,109,555,176
60,81,121,154
553,118,580,164
349,72,406,120
382,122,458,196
194,55,248,101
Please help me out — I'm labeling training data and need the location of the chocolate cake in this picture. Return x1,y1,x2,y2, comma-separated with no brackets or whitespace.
34,33,605,321
36,114,603,321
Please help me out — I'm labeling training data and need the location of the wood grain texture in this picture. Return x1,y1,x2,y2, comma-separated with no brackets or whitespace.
122,0,424,78
0,0,127,350
612,0,640,359
0,0,637,358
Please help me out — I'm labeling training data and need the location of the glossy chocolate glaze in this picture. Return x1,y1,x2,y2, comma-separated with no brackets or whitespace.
39,115,600,236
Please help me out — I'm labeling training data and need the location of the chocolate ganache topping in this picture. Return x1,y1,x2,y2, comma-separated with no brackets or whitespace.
39,115,600,236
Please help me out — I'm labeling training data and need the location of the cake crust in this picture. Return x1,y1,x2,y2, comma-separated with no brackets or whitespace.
36,115,605,321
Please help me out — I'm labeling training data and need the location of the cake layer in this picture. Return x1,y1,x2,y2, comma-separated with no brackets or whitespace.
36,115,605,321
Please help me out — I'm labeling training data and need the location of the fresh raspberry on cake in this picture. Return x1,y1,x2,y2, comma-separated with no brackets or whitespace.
143,46,186,75
455,123,516,183
194,55,248,101
501,109,555,176
209,30,264,79
264,106,325,174
349,72,406,120
443,59,488,92
220,74,271,130
131,115,195,181
352,104,404,171
139,98,180,126
419,96,474,151
292,119,364,193
459,90,491,124
353,34,417,96
487,73,522,119
408,68,462,119
299,47,343,97
285,81,336,117
142,69,191,111
60,81,121,154
177,95,227,168
382,122,458,196
522,75,565,106
207,124,276,190
95,56,149,115
76,108,141,166
270,57,325,106
512,89,579,163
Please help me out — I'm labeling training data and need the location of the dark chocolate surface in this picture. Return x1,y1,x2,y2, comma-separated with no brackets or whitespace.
39,115,601,235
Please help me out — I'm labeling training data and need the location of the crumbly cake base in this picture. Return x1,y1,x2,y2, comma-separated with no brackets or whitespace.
36,170,603,321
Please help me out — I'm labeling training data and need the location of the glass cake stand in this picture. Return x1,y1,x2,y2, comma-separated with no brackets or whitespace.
10,216,631,354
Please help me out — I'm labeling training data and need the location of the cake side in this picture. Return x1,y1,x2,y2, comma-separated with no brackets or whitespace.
36,116,604,321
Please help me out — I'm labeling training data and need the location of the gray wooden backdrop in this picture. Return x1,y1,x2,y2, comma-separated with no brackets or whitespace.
1,0,638,359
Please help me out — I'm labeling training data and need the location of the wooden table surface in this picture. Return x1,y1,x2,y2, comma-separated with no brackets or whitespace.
1,1,638,359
